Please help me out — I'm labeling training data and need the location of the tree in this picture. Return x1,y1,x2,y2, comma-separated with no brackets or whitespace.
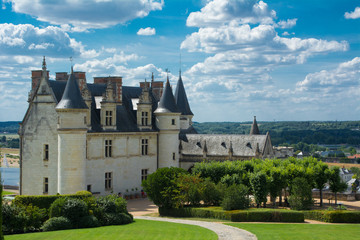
250,171,268,208
221,184,249,210
267,167,285,207
142,167,187,209
288,177,313,210
329,166,348,205
313,162,330,207
0,173,4,240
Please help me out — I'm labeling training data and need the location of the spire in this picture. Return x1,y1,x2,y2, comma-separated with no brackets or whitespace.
56,67,88,109
154,77,180,113
250,116,260,135
174,71,193,116
42,56,46,71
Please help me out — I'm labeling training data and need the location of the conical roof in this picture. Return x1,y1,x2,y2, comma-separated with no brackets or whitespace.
56,67,88,109
175,72,193,116
154,77,180,113
250,116,260,135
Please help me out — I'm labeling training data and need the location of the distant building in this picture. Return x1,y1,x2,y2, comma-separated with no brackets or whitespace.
19,57,274,195
273,146,294,159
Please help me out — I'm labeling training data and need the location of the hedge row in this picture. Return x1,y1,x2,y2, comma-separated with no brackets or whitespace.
13,191,92,209
304,210,360,223
159,207,304,223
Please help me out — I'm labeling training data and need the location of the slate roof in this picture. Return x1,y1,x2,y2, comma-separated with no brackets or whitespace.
56,69,88,109
180,134,268,157
154,78,180,113
250,116,260,135
49,78,158,132
175,73,193,116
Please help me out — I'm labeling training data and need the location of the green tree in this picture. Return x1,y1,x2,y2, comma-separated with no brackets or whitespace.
221,184,249,210
288,177,313,210
313,162,330,207
142,167,187,209
329,166,348,205
250,171,268,208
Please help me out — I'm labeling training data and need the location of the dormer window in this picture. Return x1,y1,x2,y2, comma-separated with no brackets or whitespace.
105,111,112,126
171,119,175,125
141,112,148,126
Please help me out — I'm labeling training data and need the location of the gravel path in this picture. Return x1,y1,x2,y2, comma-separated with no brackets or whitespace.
135,216,257,240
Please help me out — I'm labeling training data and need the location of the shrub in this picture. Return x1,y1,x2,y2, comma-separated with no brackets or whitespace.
221,184,249,210
14,192,92,209
49,197,67,218
288,177,313,210
102,213,133,226
324,211,360,223
42,217,72,232
78,215,100,228
62,199,89,227
0,180,3,240
2,203,27,234
202,179,222,206
22,204,47,231
142,167,187,208
94,195,131,226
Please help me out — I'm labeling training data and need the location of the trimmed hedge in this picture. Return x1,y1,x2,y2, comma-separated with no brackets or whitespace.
159,207,304,222
13,191,92,209
304,210,360,223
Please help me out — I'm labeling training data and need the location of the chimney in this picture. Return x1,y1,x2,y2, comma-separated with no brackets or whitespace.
140,81,150,89
151,81,164,102
94,76,122,103
56,72,68,81
74,72,86,92
31,70,49,90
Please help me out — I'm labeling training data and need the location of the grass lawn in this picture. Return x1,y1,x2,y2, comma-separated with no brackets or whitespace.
2,190,14,196
5,219,217,240
226,223,360,240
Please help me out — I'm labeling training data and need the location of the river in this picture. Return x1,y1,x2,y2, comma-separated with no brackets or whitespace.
0,167,20,186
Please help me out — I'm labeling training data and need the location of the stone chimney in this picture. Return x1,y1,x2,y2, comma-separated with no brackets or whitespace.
56,72,68,81
31,70,49,90
94,76,122,103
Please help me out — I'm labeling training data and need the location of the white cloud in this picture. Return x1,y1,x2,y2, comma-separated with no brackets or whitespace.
137,27,156,36
276,18,297,29
345,7,360,19
5,0,164,30
187,0,276,27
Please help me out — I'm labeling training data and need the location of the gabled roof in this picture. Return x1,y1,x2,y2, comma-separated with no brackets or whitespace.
175,72,193,116
180,134,268,157
56,68,88,109
250,116,260,135
154,78,180,114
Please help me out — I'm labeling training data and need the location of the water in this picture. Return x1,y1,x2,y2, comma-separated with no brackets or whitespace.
0,167,20,186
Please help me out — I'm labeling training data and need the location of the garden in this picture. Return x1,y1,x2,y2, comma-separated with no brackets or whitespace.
142,157,360,223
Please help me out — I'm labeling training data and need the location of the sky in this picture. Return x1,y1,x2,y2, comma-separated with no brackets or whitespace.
0,0,359,122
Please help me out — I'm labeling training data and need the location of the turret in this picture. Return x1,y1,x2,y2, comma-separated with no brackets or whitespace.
250,116,260,135
154,77,181,168
55,67,88,194
175,71,194,130
137,80,152,130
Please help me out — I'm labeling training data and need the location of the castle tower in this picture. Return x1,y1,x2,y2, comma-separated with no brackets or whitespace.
137,80,153,130
250,116,260,135
154,77,181,168
55,67,88,194
174,71,194,130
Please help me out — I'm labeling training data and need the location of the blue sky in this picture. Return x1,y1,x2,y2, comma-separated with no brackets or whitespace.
0,0,359,122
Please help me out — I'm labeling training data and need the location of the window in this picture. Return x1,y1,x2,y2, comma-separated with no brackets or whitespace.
141,169,148,182
105,172,112,190
105,111,112,126
44,144,49,161
87,185,92,192
105,140,112,157
84,116,87,124
141,138,148,155
171,119,175,125
44,177,49,194
172,152,176,160
141,111,148,126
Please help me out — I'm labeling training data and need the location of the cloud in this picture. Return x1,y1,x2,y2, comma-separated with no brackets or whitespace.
276,18,297,29
5,0,164,31
345,7,360,19
186,0,276,27
137,27,156,36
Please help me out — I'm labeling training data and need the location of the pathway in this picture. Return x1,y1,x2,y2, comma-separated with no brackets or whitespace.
135,216,257,240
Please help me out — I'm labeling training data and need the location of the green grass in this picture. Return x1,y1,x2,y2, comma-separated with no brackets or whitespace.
226,223,360,240
2,190,14,196
5,219,217,240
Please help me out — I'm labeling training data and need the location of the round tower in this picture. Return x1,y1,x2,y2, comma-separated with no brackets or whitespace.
154,77,181,168
174,71,194,130
55,67,88,194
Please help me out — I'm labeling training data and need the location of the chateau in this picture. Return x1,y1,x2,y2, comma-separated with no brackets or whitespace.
19,58,274,195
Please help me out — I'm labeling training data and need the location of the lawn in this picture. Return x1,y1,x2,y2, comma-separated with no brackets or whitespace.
226,223,360,240
2,190,14,196
5,219,217,240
